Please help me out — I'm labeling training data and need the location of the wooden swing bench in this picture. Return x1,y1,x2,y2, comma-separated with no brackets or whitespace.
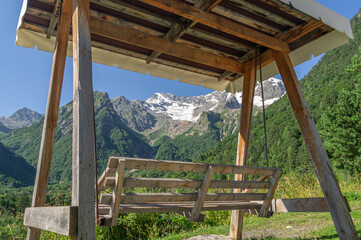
96,157,282,227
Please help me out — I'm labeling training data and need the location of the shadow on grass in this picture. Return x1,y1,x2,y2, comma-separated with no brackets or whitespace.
245,229,361,240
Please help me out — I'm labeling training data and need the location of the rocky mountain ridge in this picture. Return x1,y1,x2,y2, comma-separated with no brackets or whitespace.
0,107,43,130
111,77,285,137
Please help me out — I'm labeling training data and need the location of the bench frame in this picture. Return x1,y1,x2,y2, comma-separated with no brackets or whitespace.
97,157,282,226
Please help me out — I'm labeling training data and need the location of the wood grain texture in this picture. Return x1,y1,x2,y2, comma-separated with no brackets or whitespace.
24,207,78,236
230,59,257,240
105,177,271,189
26,1,72,239
190,166,214,221
138,0,290,52
100,192,266,205
258,169,282,217
90,17,246,74
72,0,96,239
98,201,263,215
109,160,125,226
110,157,278,175
146,0,222,64
272,50,358,239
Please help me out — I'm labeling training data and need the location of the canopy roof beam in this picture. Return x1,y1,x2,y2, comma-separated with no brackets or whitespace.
219,19,324,81
146,0,222,64
138,0,290,52
90,17,246,75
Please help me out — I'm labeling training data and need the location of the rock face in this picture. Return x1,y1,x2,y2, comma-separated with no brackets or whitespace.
234,77,286,108
0,107,43,130
110,77,285,137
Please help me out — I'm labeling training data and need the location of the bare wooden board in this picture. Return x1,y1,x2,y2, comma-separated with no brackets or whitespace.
98,201,262,215
105,177,271,189
100,192,266,205
108,157,278,176
24,207,77,236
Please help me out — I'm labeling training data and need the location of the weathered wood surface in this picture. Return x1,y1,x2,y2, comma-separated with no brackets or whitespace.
46,0,61,38
109,160,125,226
100,192,267,205
230,58,257,240
105,177,271,189
98,201,263,215
72,0,96,239
24,207,78,236
90,17,246,74
138,0,290,52
219,19,324,81
273,198,329,213
146,0,222,64
259,169,282,217
26,1,72,239
107,157,278,176
190,166,215,221
272,50,358,239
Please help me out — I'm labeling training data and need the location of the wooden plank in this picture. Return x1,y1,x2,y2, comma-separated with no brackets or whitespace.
272,50,358,239
241,175,269,194
190,166,214,221
257,0,312,22
274,198,329,213
72,0,96,239
230,58,257,240
212,5,280,35
106,177,271,189
219,19,324,81
146,0,222,64
138,0,290,52
98,201,263,215
90,17,246,74
24,207,77,236
109,159,125,226
26,1,72,239
100,192,266,205
258,169,282,217
227,0,297,28
47,0,61,38
118,157,278,175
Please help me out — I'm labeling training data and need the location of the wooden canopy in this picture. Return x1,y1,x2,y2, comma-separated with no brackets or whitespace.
18,1,358,240
17,0,352,93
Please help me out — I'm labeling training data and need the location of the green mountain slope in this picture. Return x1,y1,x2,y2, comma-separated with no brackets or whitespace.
196,10,361,175
154,110,239,162
0,92,153,183
0,142,35,187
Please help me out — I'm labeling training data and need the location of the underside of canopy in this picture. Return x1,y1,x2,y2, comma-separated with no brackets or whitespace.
16,0,353,93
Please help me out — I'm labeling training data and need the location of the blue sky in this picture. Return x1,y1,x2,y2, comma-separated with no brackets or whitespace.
0,1,360,116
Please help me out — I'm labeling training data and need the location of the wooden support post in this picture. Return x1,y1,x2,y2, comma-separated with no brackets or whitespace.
26,1,72,239
72,0,96,239
109,159,125,226
190,165,214,221
272,50,358,239
229,59,256,240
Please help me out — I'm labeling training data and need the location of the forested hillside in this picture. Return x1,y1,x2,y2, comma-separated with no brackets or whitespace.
0,142,35,187
196,9,361,176
0,92,154,183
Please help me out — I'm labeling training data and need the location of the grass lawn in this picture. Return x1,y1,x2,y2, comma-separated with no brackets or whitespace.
157,208,361,240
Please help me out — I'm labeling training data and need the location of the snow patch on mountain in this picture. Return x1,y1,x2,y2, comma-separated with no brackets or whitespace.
234,77,285,108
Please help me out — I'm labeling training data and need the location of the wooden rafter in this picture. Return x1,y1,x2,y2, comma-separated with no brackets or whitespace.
146,0,222,64
138,0,290,52
90,17,246,75
219,19,324,81
46,0,62,38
